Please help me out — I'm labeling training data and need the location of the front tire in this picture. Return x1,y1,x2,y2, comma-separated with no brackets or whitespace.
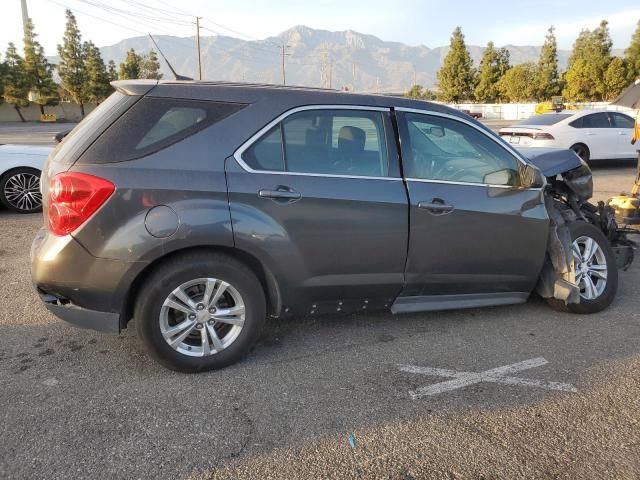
546,221,617,314
0,167,42,213
135,252,266,372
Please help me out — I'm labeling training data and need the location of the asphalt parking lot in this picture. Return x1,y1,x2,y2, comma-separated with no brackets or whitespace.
1,160,639,479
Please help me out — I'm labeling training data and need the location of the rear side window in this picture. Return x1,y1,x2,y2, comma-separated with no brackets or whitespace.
79,97,245,164
50,92,140,165
609,112,635,128
241,109,390,177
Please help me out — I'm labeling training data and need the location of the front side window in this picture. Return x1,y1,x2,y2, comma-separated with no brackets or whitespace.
241,109,389,177
402,113,521,186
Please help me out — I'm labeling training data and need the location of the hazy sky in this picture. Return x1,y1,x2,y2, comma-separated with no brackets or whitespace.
2,0,640,56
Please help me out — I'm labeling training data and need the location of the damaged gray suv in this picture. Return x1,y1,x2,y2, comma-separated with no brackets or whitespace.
31,80,634,372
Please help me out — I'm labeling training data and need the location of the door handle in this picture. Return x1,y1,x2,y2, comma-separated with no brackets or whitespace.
618,131,629,135
418,198,454,215
259,187,301,202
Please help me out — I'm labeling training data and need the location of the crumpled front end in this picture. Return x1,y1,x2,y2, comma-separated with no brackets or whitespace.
523,148,635,304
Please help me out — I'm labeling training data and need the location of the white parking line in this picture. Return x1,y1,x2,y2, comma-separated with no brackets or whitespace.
399,357,577,399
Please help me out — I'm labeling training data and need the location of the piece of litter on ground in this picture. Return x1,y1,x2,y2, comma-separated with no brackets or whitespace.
42,378,59,386
348,433,356,449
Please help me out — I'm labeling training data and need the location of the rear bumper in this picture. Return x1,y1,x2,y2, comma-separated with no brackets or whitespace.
31,227,147,332
40,292,120,333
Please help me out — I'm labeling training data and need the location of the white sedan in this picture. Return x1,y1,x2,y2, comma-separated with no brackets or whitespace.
0,144,52,213
499,109,637,162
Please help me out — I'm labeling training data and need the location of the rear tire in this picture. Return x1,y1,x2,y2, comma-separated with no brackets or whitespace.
570,143,590,163
135,252,266,372
546,221,617,314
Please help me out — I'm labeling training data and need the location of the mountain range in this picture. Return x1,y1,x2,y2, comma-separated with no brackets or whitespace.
52,25,626,93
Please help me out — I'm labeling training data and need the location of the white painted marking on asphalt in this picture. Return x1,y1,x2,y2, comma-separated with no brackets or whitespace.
399,357,577,399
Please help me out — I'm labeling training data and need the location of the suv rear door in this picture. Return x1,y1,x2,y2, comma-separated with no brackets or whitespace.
225,106,408,313
394,109,548,311
608,112,637,159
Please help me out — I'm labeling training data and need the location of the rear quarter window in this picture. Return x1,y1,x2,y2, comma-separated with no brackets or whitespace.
78,97,246,164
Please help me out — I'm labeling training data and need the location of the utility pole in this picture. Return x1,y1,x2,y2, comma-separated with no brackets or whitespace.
329,58,333,89
195,16,202,80
20,0,29,35
352,62,357,91
280,44,291,85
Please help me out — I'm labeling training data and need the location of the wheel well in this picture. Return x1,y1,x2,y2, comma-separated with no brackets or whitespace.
119,245,282,330
570,143,589,153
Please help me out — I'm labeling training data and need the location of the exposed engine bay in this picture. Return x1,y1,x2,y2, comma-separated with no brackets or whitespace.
521,148,635,304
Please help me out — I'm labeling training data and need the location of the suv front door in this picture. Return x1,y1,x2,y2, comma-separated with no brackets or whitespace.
226,106,408,313
394,110,549,310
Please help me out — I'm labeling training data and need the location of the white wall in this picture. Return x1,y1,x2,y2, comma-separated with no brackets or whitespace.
447,102,635,120
0,102,97,122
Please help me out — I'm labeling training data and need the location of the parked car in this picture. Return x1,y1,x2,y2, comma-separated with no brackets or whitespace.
498,109,637,162
31,81,633,372
0,144,52,213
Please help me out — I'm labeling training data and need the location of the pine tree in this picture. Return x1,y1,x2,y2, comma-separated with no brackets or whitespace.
436,27,475,102
0,54,5,102
3,43,30,121
563,20,613,101
474,42,510,103
603,57,628,100
535,26,561,101
140,51,163,79
83,41,112,104
119,49,142,80
625,20,640,82
57,9,88,116
405,84,436,100
497,63,537,102
23,18,59,115
107,60,118,82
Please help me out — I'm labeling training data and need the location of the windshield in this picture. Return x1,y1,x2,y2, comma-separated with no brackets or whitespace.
516,114,573,126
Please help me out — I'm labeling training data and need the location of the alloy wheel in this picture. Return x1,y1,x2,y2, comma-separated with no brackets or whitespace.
159,278,245,357
572,235,607,300
4,172,42,212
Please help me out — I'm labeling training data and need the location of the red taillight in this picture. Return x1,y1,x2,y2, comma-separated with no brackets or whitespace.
48,172,115,236
531,132,554,140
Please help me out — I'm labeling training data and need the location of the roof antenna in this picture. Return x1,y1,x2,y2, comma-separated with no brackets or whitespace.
148,34,193,81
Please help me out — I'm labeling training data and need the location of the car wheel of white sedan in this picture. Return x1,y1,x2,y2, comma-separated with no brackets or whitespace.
0,167,43,213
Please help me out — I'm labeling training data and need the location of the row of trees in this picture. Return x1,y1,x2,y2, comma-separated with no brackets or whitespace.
408,20,640,103
0,9,162,120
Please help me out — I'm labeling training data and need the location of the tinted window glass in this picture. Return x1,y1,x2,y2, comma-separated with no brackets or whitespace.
516,114,572,126
282,110,388,176
403,113,521,186
80,97,245,164
610,112,635,129
581,113,611,128
242,110,390,177
50,92,139,165
569,117,583,128
243,125,284,171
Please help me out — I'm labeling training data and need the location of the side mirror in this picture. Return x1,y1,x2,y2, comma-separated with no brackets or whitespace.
483,169,517,186
520,164,546,189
